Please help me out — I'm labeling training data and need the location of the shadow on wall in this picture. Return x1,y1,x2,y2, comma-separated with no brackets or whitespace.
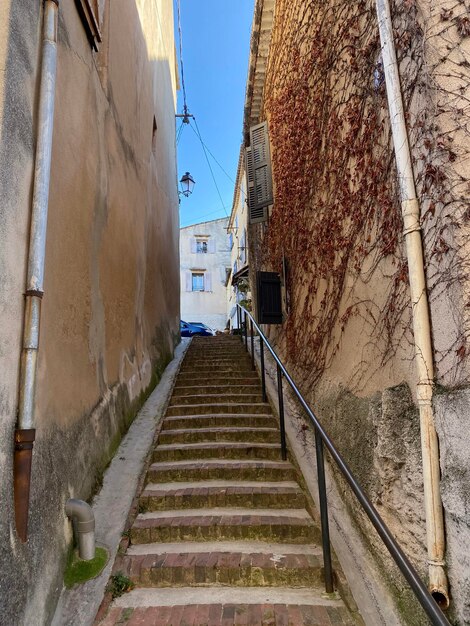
0,1,179,624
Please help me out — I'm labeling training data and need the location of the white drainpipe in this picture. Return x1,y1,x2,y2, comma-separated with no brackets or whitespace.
14,0,59,542
375,0,448,609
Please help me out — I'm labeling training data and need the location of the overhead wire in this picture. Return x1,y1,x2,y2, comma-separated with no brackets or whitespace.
191,117,229,217
175,2,243,221
176,0,189,118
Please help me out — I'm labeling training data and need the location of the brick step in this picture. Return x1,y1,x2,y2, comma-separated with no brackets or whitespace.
119,546,323,588
165,403,271,417
158,426,280,444
172,385,262,397
175,375,259,386
147,459,296,483
162,414,278,430
140,481,307,511
169,393,265,407
152,442,282,463
183,353,250,361
179,365,254,374
184,351,247,358
130,508,319,544
106,587,354,625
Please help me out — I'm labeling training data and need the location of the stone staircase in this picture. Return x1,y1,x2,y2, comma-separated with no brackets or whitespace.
97,336,358,625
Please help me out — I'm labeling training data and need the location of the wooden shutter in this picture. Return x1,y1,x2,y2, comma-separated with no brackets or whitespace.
208,239,216,254
190,239,197,254
257,271,282,324
246,122,272,224
185,272,192,292
205,272,212,292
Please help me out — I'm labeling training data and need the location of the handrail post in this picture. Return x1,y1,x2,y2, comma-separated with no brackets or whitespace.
236,305,241,338
276,364,287,461
315,430,334,594
244,311,248,351
260,338,267,402
250,319,255,370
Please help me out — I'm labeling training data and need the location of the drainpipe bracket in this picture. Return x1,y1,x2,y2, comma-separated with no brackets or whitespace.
402,198,421,235
14,428,36,449
428,559,446,567
24,289,44,299
416,380,434,406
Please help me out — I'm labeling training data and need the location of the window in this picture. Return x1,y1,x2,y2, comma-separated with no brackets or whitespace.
76,0,102,50
192,273,204,291
196,240,208,254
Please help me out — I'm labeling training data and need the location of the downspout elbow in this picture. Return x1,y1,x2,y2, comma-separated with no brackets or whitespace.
65,499,95,561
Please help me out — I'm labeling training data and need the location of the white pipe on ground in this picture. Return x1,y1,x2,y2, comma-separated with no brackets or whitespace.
375,0,449,608
65,499,95,561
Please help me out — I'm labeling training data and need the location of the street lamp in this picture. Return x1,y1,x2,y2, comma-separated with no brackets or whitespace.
179,171,195,197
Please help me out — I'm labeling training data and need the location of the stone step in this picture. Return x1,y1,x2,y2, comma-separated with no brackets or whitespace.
140,481,307,511
175,375,259,386
169,393,264,407
184,352,247,359
179,365,254,374
130,508,319,544
162,414,278,430
119,543,323,588
158,426,280,445
152,442,282,462
107,587,354,625
165,403,271,417
183,353,250,361
172,385,262,397
147,459,296,483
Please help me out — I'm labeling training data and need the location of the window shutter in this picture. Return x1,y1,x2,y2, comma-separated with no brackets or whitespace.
208,239,216,254
247,122,272,224
185,272,192,292
205,272,212,292
241,229,246,264
256,271,282,324
76,0,102,50
190,239,197,254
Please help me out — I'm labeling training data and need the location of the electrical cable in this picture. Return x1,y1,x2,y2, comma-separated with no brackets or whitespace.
192,117,229,217
176,119,185,145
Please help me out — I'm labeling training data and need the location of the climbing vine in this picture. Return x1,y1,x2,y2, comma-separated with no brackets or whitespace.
250,0,470,390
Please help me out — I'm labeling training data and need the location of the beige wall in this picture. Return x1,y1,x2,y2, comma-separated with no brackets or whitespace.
0,1,179,623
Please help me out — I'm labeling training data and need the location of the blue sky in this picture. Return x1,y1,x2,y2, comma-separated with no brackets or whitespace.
175,0,254,228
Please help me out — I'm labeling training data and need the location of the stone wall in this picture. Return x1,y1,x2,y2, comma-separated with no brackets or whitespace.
0,1,179,623
246,0,470,622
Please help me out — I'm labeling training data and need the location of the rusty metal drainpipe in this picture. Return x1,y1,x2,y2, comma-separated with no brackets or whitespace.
14,0,59,543
375,0,449,609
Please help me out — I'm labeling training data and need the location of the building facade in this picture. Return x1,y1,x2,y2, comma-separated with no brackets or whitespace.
240,0,470,623
0,1,179,623
226,148,251,329
180,217,231,331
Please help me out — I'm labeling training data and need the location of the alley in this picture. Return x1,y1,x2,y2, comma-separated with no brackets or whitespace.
95,337,355,625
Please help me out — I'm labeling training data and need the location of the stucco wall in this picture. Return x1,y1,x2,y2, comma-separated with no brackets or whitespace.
0,1,179,624
180,218,231,331
245,0,470,622
227,158,250,328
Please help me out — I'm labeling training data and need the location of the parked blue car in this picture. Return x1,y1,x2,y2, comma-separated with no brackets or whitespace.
180,320,214,337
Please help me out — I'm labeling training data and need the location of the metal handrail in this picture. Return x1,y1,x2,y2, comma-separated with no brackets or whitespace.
236,304,450,626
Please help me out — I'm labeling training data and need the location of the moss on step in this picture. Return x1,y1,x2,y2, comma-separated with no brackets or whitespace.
64,547,108,588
